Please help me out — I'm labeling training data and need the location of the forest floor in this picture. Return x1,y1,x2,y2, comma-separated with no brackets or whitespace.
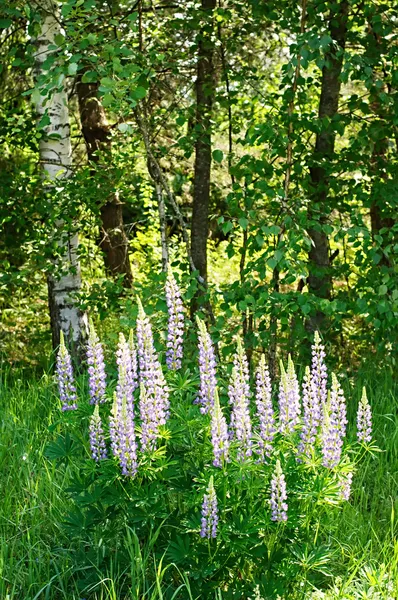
1,367,397,599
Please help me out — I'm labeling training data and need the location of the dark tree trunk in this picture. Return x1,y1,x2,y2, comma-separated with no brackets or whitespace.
190,0,216,313
307,1,349,330
77,80,133,287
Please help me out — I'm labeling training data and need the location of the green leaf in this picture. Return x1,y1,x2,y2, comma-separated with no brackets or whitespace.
212,149,224,163
238,217,248,230
131,86,147,100
102,93,114,107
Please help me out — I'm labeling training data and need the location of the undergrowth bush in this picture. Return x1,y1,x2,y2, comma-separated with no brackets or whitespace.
48,271,378,599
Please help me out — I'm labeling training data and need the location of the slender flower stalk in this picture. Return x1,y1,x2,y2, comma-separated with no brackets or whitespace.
255,355,275,460
136,299,170,450
357,387,372,443
200,476,218,539
298,366,319,459
321,373,347,468
109,392,138,476
228,338,252,459
270,460,288,522
278,356,300,434
310,331,328,417
87,319,106,405
56,330,77,411
210,389,229,467
89,405,107,461
165,268,184,370
116,332,135,414
196,316,217,414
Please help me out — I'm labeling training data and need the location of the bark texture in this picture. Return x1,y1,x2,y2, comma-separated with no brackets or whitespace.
34,0,87,353
190,0,216,309
77,79,133,286
307,0,349,329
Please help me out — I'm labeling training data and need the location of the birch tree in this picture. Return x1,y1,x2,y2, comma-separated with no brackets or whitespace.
34,0,87,352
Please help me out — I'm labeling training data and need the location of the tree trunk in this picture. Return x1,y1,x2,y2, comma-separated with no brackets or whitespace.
190,0,216,312
76,79,133,286
34,0,87,353
307,0,349,330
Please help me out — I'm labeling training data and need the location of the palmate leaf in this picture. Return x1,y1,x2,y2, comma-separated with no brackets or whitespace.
166,535,191,564
44,432,77,463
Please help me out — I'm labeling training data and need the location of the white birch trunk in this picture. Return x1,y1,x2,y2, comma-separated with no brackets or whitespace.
34,0,87,352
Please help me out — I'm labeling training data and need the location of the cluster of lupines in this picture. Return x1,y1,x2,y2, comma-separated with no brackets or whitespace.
200,476,218,539
165,268,184,370
136,299,170,450
56,331,78,411
193,328,373,536
87,319,106,405
228,338,252,459
55,280,374,541
196,316,217,414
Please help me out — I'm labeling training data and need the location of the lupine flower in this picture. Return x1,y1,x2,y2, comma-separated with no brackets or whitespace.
357,387,372,443
200,476,218,539
278,356,300,434
87,319,106,405
109,392,138,476
128,329,138,392
311,331,328,415
270,459,288,522
136,299,170,450
210,389,229,467
116,332,135,414
165,268,184,370
56,330,77,411
89,405,107,461
298,366,319,459
339,470,353,501
228,338,252,459
321,373,347,468
196,316,217,414
255,355,275,460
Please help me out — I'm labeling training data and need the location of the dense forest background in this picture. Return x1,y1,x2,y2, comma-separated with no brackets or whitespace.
0,0,397,368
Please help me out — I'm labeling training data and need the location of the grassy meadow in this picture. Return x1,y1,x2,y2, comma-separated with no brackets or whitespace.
1,363,397,600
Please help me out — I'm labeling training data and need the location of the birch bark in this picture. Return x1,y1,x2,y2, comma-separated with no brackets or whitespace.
34,0,87,352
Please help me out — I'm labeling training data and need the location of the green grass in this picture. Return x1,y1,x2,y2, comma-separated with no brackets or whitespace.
1,367,397,599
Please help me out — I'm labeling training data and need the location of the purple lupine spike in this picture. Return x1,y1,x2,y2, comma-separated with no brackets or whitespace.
255,355,275,460
298,366,319,459
87,319,106,405
311,331,328,416
109,392,138,477
210,389,229,467
321,373,346,468
339,470,353,501
56,330,77,411
200,476,218,539
196,316,217,415
136,299,170,450
165,268,184,370
128,329,138,392
89,404,107,461
357,387,372,443
228,338,252,459
278,356,300,434
116,332,135,414
270,459,288,522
